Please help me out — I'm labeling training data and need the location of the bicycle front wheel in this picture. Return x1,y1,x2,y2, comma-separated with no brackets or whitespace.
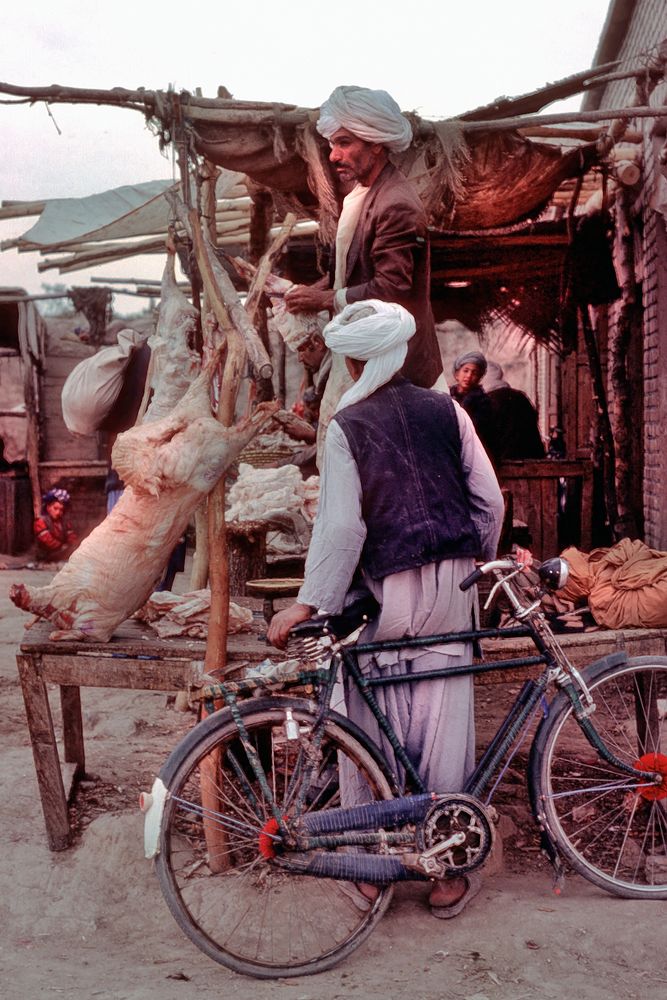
155,697,395,978
532,656,667,898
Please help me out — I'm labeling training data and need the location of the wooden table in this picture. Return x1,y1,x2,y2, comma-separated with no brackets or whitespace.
17,619,269,851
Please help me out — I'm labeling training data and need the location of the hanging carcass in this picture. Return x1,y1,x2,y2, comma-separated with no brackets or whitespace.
11,253,277,641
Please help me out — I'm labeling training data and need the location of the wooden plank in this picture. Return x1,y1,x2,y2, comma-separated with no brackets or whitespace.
41,655,203,690
60,685,85,774
20,617,268,662
16,654,71,851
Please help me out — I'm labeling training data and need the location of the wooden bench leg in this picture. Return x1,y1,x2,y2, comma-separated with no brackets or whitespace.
60,685,86,777
16,654,71,851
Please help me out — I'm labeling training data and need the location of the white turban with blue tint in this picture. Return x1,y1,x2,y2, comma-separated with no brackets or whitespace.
317,86,413,154
323,300,415,411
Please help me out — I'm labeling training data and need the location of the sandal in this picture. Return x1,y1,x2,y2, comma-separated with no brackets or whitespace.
430,873,482,919
335,881,373,912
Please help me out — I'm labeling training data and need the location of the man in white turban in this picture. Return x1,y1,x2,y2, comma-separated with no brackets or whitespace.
284,85,441,466
269,300,504,919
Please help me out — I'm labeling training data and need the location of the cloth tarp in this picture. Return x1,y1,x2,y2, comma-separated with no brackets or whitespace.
558,539,667,629
192,121,596,232
0,299,46,463
12,170,245,251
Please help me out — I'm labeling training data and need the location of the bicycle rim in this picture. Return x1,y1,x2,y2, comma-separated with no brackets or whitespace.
537,657,667,898
155,702,395,978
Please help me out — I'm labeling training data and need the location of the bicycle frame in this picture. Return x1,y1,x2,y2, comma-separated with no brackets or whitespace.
198,566,660,870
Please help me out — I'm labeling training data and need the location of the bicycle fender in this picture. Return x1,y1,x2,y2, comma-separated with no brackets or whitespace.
156,695,319,786
141,777,168,859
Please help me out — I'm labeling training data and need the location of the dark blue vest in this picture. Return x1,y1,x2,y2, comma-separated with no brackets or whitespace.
333,377,480,580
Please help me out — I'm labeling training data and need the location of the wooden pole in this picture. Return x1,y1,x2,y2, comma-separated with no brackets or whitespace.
244,212,298,328
0,80,664,136
16,303,43,517
197,162,235,875
580,305,620,540
190,161,220,594
608,186,641,538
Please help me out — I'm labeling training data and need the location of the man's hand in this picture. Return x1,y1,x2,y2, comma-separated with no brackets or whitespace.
284,285,335,314
272,409,317,443
267,602,315,649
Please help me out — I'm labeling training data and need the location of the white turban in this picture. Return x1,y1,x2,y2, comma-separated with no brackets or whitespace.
323,300,416,411
316,86,413,154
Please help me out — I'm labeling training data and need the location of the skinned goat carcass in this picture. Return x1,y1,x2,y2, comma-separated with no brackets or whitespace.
11,377,276,641
11,251,277,641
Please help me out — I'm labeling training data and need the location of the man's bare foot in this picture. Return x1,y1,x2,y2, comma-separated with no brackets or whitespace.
428,877,467,908
357,882,380,902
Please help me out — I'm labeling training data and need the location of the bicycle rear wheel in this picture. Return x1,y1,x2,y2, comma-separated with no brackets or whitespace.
532,656,667,898
155,697,395,978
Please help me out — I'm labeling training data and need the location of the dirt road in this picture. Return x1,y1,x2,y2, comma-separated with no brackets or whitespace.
0,561,664,1000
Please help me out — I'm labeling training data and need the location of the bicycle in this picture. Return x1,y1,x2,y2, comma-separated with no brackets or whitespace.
141,555,667,979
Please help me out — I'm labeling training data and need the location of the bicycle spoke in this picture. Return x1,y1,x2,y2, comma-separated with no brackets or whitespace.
539,660,667,897
156,704,394,976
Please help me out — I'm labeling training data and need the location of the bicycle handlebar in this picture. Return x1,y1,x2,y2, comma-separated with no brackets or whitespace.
459,558,519,591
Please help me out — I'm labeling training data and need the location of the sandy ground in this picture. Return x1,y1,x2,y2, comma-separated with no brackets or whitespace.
0,556,665,1000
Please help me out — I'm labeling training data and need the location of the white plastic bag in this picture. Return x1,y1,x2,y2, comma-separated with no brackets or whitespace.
61,328,149,436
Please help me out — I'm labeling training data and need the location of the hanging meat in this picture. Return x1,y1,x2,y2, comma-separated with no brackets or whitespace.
11,254,277,641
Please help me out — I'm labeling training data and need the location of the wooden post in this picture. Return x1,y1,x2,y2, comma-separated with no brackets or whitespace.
190,162,220,593
16,653,70,850
608,186,641,538
199,162,239,874
17,304,43,517
580,305,619,538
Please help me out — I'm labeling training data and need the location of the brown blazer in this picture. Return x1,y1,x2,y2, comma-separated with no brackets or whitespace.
336,162,441,388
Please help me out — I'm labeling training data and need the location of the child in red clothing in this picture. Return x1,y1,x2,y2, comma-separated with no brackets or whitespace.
34,488,78,562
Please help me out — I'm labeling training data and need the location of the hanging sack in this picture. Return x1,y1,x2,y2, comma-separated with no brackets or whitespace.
61,328,149,436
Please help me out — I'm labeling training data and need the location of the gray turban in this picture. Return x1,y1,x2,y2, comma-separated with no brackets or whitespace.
452,351,488,377
316,86,413,154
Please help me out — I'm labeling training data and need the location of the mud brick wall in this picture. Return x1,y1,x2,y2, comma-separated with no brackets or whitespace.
592,0,667,547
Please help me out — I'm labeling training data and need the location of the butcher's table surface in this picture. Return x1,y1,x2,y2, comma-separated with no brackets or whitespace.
17,618,667,851
17,617,271,851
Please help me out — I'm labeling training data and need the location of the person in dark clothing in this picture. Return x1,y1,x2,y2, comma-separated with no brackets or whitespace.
484,361,546,462
449,351,498,464
34,488,78,562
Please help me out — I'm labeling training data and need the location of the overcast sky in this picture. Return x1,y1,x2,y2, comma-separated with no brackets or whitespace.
1,0,613,310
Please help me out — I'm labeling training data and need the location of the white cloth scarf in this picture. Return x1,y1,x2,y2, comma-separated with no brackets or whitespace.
317,86,413,154
323,300,416,412
334,183,369,290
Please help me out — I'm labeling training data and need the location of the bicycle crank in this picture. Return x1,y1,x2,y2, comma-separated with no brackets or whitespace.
409,794,495,877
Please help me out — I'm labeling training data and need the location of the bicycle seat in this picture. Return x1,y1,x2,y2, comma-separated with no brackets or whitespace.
289,593,380,641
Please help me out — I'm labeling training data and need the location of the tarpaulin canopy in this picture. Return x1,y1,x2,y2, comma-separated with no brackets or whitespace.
192,120,598,234
6,170,247,254
15,181,176,250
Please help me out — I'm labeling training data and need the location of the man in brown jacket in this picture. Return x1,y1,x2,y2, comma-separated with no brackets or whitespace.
285,86,441,454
